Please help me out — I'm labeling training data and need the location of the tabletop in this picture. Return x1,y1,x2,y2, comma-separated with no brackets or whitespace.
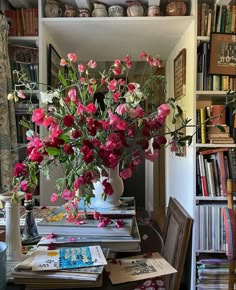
6,222,164,290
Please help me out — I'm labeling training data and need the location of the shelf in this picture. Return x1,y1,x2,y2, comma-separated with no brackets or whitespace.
8,36,39,47
42,16,194,61
196,250,226,254
196,196,236,201
196,143,236,148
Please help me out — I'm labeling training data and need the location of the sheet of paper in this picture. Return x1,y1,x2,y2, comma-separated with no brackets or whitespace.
105,252,177,284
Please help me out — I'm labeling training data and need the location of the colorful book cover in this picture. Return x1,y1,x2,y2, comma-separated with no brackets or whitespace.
32,246,107,271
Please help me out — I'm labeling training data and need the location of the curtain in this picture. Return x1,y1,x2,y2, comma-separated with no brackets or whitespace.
0,14,18,194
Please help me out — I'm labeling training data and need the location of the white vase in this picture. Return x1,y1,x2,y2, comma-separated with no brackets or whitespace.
93,165,124,208
0,191,24,262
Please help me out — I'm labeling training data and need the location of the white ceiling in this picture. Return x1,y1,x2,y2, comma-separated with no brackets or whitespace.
43,16,194,62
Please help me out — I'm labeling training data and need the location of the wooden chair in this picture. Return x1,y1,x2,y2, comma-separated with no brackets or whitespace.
222,179,236,290
134,197,192,290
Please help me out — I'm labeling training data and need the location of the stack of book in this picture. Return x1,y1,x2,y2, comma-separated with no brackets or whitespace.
196,258,234,290
36,197,141,254
12,245,108,289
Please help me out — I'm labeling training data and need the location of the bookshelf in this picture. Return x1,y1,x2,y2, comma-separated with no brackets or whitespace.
1,0,40,200
195,0,236,289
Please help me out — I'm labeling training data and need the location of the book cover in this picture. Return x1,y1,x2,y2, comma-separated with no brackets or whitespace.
37,214,134,237
105,252,176,285
32,245,107,271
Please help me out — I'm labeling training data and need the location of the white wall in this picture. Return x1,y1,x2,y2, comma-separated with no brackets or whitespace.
165,20,196,218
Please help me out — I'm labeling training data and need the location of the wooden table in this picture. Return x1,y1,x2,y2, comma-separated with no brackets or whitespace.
6,222,164,290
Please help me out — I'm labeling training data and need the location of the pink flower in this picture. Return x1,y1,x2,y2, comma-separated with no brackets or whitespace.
20,180,28,191
107,79,117,92
102,179,113,196
113,67,121,75
114,59,122,66
129,107,144,119
50,193,58,202
67,53,77,62
68,88,77,101
32,108,45,125
98,217,112,227
60,58,67,66
93,212,102,220
63,144,74,154
120,168,132,179
144,149,159,162
112,91,120,102
63,115,74,127
14,163,26,177
116,219,125,228
17,90,26,99
128,83,135,92
86,103,97,114
140,51,147,58
87,60,97,68
78,63,86,73
62,189,75,200
158,104,170,117
156,136,167,145
115,104,127,115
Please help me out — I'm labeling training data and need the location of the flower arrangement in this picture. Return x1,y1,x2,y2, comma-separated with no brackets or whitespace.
10,51,191,220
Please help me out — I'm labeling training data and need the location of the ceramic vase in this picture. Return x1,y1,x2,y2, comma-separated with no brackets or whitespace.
93,165,124,208
0,191,24,262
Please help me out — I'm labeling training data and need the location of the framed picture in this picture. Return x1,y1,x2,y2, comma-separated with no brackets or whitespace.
48,44,61,89
209,33,236,76
174,48,186,100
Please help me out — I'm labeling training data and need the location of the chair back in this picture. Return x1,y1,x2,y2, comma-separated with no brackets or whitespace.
162,197,192,290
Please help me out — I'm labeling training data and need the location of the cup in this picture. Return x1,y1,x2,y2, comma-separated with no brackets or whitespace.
108,5,124,17
0,242,7,290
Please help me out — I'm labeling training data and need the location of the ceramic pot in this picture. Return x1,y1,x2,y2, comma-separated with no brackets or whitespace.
108,5,124,17
166,1,187,16
64,5,77,17
78,9,90,17
93,165,124,208
127,1,147,17
92,3,108,17
148,5,161,16
44,0,63,17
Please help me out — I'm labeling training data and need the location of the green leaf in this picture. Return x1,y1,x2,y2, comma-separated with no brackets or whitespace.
45,147,60,156
176,105,183,115
216,125,226,132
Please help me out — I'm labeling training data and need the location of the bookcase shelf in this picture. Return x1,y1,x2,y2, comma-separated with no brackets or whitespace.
194,1,236,289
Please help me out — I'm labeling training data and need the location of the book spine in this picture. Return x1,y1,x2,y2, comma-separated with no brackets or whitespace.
198,154,209,197
200,108,207,144
231,5,236,33
227,148,236,179
216,151,227,196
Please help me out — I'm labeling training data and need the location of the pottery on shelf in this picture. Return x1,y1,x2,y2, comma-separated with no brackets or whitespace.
148,5,161,16
64,5,77,17
78,9,90,17
108,5,124,17
92,2,108,17
166,1,187,16
126,1,147,17
44,0,63,17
